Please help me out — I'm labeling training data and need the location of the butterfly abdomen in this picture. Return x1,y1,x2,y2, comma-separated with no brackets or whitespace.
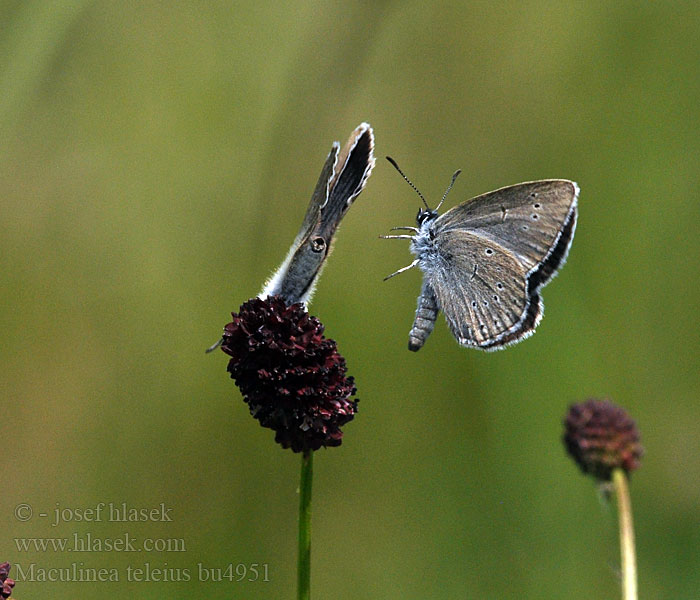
408,281,439,351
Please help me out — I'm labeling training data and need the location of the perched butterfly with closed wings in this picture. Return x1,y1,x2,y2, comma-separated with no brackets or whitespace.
259,123,375,305
207,123,374,352
382,157,578,352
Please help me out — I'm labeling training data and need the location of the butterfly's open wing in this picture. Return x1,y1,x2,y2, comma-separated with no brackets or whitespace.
428,180,578,349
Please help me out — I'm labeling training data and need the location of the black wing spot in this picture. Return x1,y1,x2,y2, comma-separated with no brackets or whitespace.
471,300,478,308
533,202,541,209
485,248,493,256
522,224,529,231
531,214,538,220
493,295,499,302
530,192,538,198
496,282,503,290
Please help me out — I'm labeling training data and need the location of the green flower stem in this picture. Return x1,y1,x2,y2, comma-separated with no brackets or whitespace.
298,449,314,600
612,468,637,600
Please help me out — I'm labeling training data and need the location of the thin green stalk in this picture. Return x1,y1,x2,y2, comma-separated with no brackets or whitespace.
612,468,637,600
297,449,313,600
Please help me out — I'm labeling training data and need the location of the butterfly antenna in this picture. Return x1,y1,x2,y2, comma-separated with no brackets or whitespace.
435,169,462,212
386,156,430,210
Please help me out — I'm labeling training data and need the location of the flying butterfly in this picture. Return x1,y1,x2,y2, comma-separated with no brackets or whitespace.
382,157,578,351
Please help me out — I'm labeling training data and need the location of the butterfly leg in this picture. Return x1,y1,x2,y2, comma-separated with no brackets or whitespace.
205,336,224,353
379,235,413,239
409,281,438,351
383,259,419,281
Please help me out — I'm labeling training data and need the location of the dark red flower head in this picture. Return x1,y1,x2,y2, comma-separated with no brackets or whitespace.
221,296,358,452
563,398,643,481
0,562,14,599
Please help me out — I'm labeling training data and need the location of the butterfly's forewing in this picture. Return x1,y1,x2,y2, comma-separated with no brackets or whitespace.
261,123,375,305
528,199,577,291
436,180,578,275
316,123,375,243
293,142,340,249
428,180,578,349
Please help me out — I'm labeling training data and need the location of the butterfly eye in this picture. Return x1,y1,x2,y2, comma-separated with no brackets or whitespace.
416,208,431,225
311,237,326,253
416,208,438,227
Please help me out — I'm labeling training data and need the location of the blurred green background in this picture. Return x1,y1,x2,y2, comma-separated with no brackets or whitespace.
2,1,699,598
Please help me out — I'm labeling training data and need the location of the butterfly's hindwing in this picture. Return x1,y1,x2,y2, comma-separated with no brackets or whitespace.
421,229,532,348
